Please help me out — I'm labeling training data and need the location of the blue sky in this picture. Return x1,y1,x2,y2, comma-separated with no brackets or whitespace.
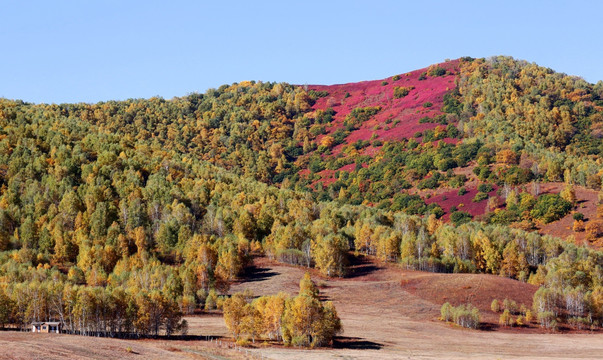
1,1,602,104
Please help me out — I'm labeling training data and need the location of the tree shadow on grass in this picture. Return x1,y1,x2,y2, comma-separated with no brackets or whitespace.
344,253,380,279
333,336,383,350
239,265,279,283
158,334,227,341
479,322,497,331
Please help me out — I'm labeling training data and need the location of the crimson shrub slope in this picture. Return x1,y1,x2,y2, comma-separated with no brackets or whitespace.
298,60,461,193
308,59,459,148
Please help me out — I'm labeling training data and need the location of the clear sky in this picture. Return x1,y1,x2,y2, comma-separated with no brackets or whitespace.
1,0,602,104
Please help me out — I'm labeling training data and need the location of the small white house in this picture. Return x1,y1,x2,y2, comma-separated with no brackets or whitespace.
31,321,61,333
31,322,43,332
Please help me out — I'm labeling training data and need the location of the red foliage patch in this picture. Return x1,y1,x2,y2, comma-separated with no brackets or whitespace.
338,163,357,172
299,60,463,197
306,59,460,145
425,185,499,220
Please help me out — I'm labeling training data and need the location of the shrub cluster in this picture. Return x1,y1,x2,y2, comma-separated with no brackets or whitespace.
440,303,480,329
393,86,415,99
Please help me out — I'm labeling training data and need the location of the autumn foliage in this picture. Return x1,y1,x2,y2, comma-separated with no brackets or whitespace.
222,273,342,347
0,55,602,338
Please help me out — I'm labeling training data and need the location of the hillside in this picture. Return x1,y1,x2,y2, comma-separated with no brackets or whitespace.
0,56,602,347
4,57,598,227
303,57,603,240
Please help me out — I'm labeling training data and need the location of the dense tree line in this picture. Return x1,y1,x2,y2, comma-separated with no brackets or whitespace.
0,274,185,337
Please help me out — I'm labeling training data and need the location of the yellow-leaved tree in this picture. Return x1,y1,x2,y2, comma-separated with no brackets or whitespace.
282,273,342,347
222,272,342,347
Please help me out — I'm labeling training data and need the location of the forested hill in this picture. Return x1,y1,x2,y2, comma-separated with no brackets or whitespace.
0,56,602,336
4,57,601,219
1,55,603,256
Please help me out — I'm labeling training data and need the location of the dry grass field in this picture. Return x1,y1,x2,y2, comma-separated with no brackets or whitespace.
1,255,602,359
227,257,603,360
184,256,603,359
0,330,256,360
